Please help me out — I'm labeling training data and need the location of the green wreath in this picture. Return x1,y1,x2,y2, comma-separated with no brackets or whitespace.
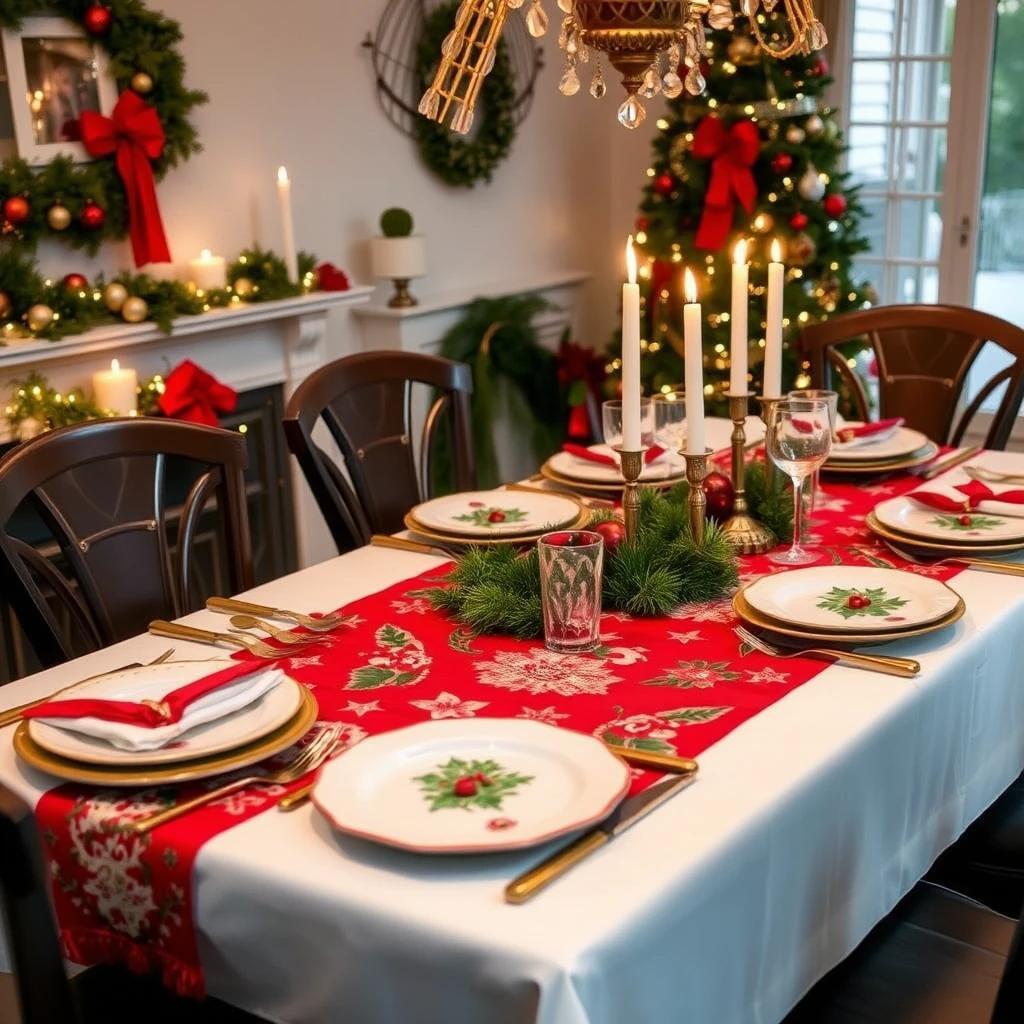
0,0,205,253
414,1,516,188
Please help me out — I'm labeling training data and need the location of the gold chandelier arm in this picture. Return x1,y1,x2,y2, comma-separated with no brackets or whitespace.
747,0,816,60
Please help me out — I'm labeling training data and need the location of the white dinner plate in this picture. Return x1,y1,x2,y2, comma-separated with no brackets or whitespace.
312,719,631,854
546,445,686,484
28,663,304,766
409,489,581,538
826,425,931,462
742,566,962,633
874,495,1024,544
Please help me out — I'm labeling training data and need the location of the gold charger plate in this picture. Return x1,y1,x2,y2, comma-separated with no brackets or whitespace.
866,511,1024,556
732,590,965,647
403,507,591,547
539,461,685,494
14,686,319,786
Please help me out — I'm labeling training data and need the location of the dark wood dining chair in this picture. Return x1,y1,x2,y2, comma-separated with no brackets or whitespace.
0,782,264,1023
800,304,1024,450
785,880,1024,1023
0,417,253,671
283,350,475,551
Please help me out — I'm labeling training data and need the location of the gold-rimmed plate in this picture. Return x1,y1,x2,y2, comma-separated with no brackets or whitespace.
733,590,965,647
408,489,584,539
14,687,319,786
539,462,683,494
403,507,592,547
866,511,1024,556
822,441,940,475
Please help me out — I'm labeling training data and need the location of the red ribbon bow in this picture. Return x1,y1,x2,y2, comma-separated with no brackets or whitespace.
80,91,171,267
913,479,1024,513
158,360,238,427
692,116,761,251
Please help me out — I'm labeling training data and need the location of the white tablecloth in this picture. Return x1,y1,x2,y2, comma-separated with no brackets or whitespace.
2,448,1024,1024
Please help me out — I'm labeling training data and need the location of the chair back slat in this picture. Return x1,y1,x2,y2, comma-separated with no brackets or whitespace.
0,418,254,670
801,305,1024,450
284,351,475,550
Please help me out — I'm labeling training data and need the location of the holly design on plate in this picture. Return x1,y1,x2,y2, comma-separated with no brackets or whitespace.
643,659,742,689
414,758,533,812
931,513,1005,533
346,624,431,689
817,586,909,620
454,506,529,527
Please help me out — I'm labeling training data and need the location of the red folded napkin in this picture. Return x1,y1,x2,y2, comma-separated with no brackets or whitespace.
836,417,904,444
910,479,1024,513
21,659,266,728
562,443,666,465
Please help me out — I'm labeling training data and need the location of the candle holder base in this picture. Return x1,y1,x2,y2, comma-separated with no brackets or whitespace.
720,512,777,555
613,446,646,541
722,391,776,555
682,448,713,545
387,278,418,309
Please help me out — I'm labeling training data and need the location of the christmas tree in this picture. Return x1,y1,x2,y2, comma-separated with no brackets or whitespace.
612,19,874,412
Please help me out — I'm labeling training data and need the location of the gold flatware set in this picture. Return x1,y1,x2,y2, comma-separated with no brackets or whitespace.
914,445,983,480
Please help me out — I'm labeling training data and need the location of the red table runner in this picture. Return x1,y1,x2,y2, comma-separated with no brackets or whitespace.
33,471,962,996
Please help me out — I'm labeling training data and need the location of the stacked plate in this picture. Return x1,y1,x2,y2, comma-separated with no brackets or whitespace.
733,566,965,647
540,445,686,494
14,662,318,786
868,493,1024,557
823,423,939,476
405,489,588,547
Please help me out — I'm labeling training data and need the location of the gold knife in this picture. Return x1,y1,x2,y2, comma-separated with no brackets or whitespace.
370,534,454,557
505,769,699,904
916,445,983,481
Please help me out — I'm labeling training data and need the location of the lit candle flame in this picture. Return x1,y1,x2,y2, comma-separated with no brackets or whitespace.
684,267,698,305
111,359,120,373
626,236,637,285
200,248,212,260
277,165,289,185
770,238,782,263
734,239,748,265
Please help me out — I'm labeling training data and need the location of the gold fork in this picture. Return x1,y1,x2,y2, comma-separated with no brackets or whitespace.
126,724,343,834
228,614,333,646
734,626,920,678
206,598,348,633
964,465,1024,486
148,621,293,659
879,539,1024,578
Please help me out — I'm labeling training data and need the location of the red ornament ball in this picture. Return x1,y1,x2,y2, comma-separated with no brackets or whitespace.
811,57,829,77
83,4,112,35
62,273,89,291
593,518,627,554
702,471,735,522
635,216,650,232
80,201,106,230
771,153,794,174
823,193,848,218
3,195,30,226
654,173,675,197
789,211,809,230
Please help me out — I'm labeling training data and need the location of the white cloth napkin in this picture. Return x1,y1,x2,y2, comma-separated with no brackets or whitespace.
831,420,903,451
36,663,286,753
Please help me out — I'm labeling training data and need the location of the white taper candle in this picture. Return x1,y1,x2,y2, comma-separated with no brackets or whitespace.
683,268,706,455
621,236,642,451
730,239,749,395
764,238,784,399
276,166,299,284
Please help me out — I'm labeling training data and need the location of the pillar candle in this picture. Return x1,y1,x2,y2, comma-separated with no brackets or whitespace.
764,238,784,399
188,249,227,291
730,239,749,395
276,166,299,284
683,268,706,455
621,236,642,451
93,359,138,416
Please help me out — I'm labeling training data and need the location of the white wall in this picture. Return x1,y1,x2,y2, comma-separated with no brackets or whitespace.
33,0,649,351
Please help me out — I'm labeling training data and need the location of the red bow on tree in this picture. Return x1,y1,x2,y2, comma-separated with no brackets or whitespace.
158,361,238,428
80,91,171,267
692,116,761,251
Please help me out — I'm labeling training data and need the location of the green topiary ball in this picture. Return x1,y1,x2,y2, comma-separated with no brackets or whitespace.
380,207,414,238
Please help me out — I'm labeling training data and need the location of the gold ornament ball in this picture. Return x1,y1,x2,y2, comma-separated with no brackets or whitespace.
103,282,128,312
785,125,806,144
47,203,72,231
121,296,149,323
234,276,255,298
805,113,825,136
0,290,11,319
27,304,55,332
822,118,840,142
727,34,758,64
131,71,154,94
790,232,817,266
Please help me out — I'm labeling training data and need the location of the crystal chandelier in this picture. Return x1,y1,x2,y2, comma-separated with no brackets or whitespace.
419,0,827,132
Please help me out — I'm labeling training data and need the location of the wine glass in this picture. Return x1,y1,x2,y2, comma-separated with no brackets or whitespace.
788,388,838,540
766,398,832,565
601,398,654,451
652,389,687,455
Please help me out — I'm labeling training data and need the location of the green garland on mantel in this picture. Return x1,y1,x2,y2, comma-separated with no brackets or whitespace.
0,0,206,253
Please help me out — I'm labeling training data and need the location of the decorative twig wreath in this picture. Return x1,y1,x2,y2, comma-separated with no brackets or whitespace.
0,1,206,262
413,1,516,188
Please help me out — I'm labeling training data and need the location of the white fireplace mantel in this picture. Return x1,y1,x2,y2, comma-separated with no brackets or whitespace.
0,287,374,567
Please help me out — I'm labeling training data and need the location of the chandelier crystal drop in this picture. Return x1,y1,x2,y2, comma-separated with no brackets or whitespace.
419,0,826,134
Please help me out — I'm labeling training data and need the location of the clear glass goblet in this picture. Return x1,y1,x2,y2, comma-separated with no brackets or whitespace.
788,388,839,540
652,389,687,455
601,398,654,451
766,398,833,565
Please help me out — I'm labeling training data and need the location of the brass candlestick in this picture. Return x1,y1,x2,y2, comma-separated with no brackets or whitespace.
721,392,776,555
614,446,646,541
757,395,784,495
683,447,712,544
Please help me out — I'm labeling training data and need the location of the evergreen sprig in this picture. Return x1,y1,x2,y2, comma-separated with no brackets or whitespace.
746,460,794,543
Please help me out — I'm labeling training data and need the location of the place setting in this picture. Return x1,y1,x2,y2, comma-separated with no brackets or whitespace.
820,417,941,476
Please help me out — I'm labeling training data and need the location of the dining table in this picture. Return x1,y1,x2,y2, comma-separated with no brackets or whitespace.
2,434,1024,1024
